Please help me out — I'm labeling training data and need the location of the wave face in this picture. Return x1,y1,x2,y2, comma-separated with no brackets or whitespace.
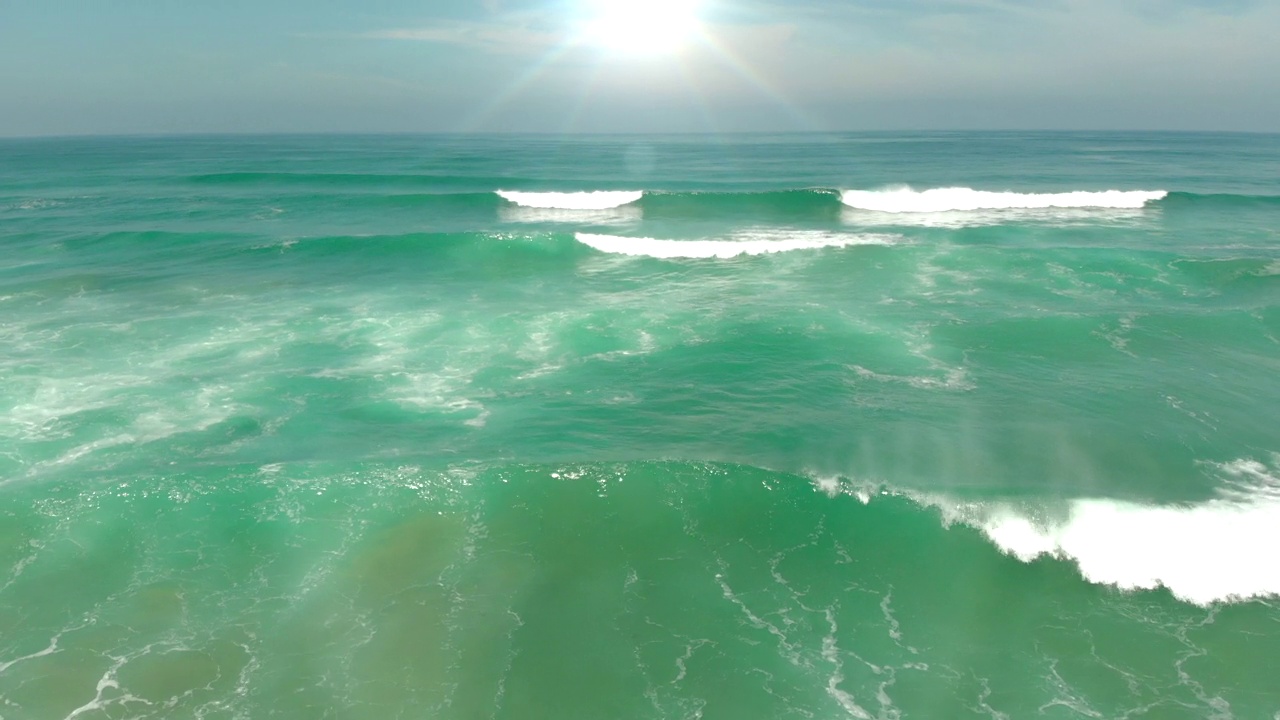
841,186,1168,213
496,190,643,210
575,230,896,258
4,460,1277,720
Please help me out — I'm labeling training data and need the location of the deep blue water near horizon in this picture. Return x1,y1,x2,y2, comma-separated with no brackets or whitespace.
1,131,1279,719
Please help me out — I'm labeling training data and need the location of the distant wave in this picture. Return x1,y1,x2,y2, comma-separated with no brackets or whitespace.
575,230,897,259
858,456,1280,606
173,176,1279,216
1161,191,1280,208
164,178,1280,226
496,190,643,210
840,187,1168,213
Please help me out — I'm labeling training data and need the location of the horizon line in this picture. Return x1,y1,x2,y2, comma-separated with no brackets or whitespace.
3,128,1280,141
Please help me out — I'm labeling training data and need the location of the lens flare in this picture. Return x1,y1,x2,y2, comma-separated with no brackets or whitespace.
579,0,703,56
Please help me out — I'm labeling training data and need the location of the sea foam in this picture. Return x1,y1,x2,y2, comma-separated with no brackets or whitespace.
840,187,1168,213
496,190,643,210
934,457,1280,605
575,230,896,259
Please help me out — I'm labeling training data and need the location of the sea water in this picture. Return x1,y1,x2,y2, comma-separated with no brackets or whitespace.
1,132,1278,718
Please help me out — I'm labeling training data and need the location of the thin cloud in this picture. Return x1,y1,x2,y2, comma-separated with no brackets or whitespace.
364,14,800,73
364,20,561,54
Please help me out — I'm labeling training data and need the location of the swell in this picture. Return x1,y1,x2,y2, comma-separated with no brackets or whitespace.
1161,191,1280,209
11,455,1276,608
186,172,549,192
639,189,843,218
166,183,1280,217
491,189,841,219
490,187,1278,219
13,229,896,273
257,230,897,264
245,231,593,265
2,458,1272,719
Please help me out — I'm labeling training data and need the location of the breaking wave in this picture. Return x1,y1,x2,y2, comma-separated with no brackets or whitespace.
574,230,897,259
866,455,1280,606
840,187,1168,213
496,190,643,210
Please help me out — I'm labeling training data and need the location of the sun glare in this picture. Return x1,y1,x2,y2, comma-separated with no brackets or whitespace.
580,0,703,56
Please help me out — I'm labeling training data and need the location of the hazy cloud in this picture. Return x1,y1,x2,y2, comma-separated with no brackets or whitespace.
365,21,560,54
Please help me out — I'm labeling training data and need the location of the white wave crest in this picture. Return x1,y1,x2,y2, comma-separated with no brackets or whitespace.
938,456,1280,605
840,187,1167,213
575,230,897,259
496,190,643,210
841,206,1154,229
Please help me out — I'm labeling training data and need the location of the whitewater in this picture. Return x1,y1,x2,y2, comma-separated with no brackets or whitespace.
496,189,643,209
866,454,1280,606
2,131,1278,719
574,230,898,258
840,186,1168,213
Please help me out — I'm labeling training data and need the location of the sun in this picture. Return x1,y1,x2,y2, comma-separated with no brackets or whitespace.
579,0,703,56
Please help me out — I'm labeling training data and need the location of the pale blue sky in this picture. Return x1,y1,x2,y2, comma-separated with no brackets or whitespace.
1,0,1277,135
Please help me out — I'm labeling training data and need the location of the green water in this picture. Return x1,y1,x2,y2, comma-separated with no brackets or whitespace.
1,133,1278,718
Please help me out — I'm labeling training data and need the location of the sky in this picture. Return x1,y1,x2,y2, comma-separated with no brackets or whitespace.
1,0,1278,136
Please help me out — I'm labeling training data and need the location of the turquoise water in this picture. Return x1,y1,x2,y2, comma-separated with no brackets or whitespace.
1,132,1278,718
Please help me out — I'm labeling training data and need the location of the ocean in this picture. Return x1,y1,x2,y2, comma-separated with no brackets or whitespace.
1,132,1277,719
